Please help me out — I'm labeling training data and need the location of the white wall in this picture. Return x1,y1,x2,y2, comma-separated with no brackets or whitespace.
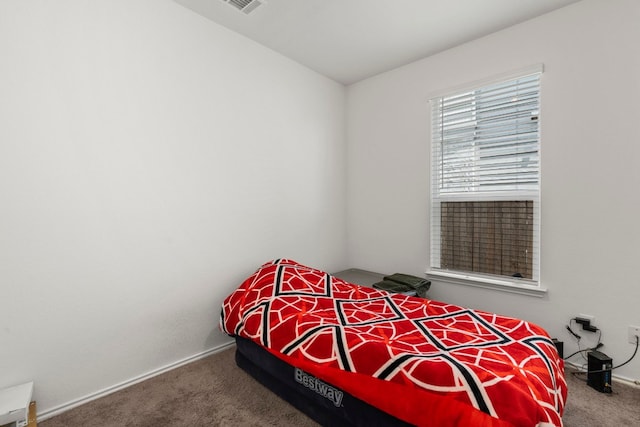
347,0,640,382
0,0,347,414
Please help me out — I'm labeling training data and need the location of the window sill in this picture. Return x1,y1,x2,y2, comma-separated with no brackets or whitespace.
425,270,547,298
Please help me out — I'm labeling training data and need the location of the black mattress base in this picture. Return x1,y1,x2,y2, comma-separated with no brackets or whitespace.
234,337,412,427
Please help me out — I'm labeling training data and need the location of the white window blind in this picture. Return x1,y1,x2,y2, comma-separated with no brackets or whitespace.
430,68,541,285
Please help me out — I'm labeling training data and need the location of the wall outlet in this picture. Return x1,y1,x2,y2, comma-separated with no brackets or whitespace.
628,325,640,344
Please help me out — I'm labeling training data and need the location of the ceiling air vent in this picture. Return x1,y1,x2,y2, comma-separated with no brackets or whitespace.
221,0,265,15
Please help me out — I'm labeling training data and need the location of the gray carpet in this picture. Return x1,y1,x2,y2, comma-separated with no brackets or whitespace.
40,347,639,426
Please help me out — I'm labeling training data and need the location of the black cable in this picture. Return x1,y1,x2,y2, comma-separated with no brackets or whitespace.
567,318,584,339
567,317,600,337
566,324,581,340
564,323,601,361
564,342,603,360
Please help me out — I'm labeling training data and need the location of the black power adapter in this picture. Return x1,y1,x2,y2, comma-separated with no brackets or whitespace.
575,317,598,332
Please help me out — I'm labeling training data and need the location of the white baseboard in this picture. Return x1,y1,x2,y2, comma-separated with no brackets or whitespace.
37,340,236,421
36,342,639,421
565,360,640,389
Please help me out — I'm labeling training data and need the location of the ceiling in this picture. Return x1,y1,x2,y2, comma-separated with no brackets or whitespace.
173,0,581,85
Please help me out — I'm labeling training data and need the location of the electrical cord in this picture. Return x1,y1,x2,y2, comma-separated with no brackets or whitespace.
566,324,581,340
564,342,603,360
567,317,600,336
564,320,601,361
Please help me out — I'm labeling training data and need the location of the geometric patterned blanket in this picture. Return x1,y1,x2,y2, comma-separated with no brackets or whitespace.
221,260,567,427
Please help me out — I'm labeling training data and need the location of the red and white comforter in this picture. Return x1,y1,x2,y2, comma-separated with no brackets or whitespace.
221,259,567,427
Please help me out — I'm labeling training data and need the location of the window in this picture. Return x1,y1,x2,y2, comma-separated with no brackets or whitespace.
429,66,542,291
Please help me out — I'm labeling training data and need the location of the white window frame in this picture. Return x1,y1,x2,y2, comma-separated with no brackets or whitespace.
427,65,547,297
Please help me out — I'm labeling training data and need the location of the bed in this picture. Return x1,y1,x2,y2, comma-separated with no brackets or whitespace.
221,259,567,427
